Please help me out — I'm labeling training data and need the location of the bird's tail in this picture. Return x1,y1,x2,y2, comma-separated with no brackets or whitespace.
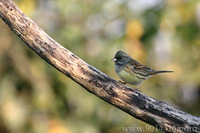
153,70,173,75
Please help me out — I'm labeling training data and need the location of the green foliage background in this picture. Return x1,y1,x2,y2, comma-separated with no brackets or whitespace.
0,0,200,133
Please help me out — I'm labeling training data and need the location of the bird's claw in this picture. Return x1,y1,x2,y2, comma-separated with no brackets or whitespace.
119,80,126,84
134,88,141,92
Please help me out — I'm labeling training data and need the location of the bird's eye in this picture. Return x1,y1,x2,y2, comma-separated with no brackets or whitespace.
116,57,122,60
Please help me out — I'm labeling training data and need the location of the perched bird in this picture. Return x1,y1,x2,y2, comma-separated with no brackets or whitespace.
111,51,173,89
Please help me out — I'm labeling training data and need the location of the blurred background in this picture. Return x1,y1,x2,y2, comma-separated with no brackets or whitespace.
0,0,200,133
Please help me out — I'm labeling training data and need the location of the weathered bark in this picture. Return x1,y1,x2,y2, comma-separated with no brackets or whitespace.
0,0,199,132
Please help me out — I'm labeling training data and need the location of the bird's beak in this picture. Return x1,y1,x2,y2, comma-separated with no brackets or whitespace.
111,58,117,62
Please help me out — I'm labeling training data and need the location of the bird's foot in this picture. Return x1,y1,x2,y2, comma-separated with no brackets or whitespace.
119,80,127,84
134,88,141,92
135,85,141,92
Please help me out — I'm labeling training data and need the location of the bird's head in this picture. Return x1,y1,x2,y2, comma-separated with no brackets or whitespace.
111,51,130,65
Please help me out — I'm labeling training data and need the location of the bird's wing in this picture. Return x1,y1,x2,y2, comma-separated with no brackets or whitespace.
130,59,155,75
129,59,141,66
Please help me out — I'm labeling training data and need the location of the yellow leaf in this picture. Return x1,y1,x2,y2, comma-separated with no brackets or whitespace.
48,119,71,133
16,0,36,15
124,40,146,64
126,20,144,39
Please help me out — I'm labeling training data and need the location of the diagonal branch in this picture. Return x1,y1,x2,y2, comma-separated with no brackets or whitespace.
0,0,199,132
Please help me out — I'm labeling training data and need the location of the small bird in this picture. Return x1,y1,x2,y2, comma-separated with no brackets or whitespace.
111,51,173,89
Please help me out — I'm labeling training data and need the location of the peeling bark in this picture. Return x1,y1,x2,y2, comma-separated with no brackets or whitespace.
0,0,200,132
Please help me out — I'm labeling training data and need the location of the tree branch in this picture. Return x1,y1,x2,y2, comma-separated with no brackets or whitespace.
0,0,199,132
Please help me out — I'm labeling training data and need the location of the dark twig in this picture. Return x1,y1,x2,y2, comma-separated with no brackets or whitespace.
0,0,200,132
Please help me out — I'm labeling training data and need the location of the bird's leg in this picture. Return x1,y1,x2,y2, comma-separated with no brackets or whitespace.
136,85,140,90
135,82,142,91
119,80,127,84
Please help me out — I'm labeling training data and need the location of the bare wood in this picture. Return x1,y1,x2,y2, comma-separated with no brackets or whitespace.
0,0,200,132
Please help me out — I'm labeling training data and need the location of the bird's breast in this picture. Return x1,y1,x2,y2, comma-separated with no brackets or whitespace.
117,68,145,85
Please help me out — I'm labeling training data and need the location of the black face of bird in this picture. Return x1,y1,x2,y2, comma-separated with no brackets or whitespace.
111,51,129,65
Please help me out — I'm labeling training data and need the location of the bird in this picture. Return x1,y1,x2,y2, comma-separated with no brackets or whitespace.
111,50,173,89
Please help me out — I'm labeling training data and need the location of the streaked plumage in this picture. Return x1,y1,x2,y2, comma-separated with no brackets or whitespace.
111,51,173,89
